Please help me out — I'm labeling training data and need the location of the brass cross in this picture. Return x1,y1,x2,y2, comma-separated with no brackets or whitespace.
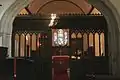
59,49,62,55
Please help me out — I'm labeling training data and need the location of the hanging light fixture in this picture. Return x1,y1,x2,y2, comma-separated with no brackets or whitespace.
48,13,59,27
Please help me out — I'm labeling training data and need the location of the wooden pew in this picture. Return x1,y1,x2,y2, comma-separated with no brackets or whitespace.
87,75,120,80
0,59,13,80
0,58,35,80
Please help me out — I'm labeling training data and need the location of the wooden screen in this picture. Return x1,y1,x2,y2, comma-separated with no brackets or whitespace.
13,31,47,57
70,29,105,57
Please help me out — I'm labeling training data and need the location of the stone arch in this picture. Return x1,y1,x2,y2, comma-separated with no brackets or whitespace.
89,0,120,76
0,0,120,76
0,0,31,57
36,0,85,13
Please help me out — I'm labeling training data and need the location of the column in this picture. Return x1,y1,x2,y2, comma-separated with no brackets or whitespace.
1,33,12,58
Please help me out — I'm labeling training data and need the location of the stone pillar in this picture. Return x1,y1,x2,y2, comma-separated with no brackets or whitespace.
0,0,32,58
0,36,2,46
0,33,12,58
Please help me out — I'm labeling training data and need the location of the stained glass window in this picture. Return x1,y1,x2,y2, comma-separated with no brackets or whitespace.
52,29,69,46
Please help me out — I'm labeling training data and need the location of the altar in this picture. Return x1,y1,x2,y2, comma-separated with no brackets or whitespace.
52,56,69,80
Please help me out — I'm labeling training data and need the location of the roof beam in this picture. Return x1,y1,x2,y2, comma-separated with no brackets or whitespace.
87,5,94,14
25,7,32,14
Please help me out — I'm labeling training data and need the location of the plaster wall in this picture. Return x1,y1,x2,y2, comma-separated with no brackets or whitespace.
0,0,15,20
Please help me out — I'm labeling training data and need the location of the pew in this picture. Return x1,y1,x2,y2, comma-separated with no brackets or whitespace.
15,58,35,80
86,75,120,80
70,56,109,80
0,48,51,80
0,58,35,80
0,47,13,80
0,59,13,80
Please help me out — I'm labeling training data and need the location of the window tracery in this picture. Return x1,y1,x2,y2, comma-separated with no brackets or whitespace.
52,29,69,46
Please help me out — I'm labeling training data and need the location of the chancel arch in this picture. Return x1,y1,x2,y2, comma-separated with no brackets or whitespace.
36,0,85,14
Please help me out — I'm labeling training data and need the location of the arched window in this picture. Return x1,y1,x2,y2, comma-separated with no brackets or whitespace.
37,33,41,48
77,33,82,38
71,32,76,39
95,33,99,56
26,34,30,57
89,33,93,47
15,34,19,57
83,33,88,51
52,29,69,46
100,33,105,56
32,33,36,50
20,34,25,57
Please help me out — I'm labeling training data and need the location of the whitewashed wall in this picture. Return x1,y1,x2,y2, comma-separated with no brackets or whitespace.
0,0,16,20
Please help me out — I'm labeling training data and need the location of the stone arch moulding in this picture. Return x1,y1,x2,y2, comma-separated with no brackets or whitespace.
0,0,31,58
88,0,120,76
0,0,120,76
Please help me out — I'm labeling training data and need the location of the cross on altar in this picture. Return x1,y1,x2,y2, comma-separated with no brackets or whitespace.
59,49,62,55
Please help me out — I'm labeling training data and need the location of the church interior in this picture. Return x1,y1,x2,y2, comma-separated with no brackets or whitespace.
0,0,112,80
